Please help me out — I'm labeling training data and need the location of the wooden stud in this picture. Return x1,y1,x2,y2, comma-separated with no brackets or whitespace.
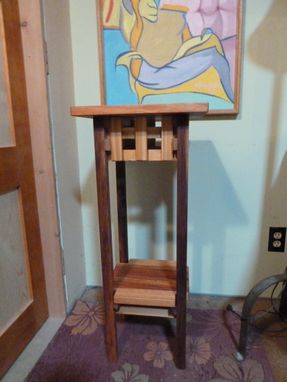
116,162,128,263
175,114,189,369
94,118,118,362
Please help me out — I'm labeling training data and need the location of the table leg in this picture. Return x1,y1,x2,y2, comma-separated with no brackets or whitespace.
175,115,189,369
94,119,118,362
116,162,129,263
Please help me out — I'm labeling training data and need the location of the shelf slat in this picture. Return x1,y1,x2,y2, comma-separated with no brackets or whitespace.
116,305,174,318
113,259,177,308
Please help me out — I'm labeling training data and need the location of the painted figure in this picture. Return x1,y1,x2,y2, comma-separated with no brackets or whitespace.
102,0,238,108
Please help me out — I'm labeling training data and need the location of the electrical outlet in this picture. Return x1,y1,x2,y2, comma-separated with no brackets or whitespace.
268,227,286,252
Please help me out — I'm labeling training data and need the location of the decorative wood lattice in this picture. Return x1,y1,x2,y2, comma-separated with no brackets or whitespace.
71,103,209,368
107,116,176,161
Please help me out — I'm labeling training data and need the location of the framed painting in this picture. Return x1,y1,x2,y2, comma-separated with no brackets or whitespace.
96,0,243,115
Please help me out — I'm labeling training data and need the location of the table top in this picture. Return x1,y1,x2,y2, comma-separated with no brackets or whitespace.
70,103,209,118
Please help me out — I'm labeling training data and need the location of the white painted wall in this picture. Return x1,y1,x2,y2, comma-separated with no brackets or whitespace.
69,0,287,296
42,0,86,309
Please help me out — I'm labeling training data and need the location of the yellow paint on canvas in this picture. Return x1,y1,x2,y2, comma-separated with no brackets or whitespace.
174,34,224,61
161,5,189,13
135,67,231,103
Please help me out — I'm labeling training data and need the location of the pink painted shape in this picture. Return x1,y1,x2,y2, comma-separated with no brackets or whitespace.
219,0,237,11
200,0,219,15
185,11,203,36
220,9,237,37
180,0,238,39
158,0,238,89
202,11,223,37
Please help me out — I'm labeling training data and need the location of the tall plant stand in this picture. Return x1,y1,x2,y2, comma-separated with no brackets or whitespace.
71,104,208,369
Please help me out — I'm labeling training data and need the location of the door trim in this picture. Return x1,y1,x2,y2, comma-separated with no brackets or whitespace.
18,0,65,318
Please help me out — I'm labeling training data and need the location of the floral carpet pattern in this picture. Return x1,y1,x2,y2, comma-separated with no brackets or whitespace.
25,300,275,382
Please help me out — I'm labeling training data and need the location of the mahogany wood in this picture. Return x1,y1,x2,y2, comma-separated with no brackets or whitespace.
114,288,175,308
0,147,19,194
72,105,208,369
116,162,129,263
93,118,118,362
71,103,208,118
175,114,189,369
113,260,177,307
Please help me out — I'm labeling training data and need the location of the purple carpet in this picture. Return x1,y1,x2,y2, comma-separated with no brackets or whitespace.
25,300,274,382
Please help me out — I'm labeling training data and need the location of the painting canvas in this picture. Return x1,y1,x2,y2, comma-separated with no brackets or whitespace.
97,0,242,114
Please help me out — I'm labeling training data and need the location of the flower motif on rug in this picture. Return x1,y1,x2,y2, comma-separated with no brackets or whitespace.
143,341,173,368
209,355,265,382
64,300,105,335
111,363,149,382
186,336,212,365
189,310,240,340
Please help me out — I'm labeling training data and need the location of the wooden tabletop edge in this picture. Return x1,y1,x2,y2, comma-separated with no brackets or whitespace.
70,103,209,117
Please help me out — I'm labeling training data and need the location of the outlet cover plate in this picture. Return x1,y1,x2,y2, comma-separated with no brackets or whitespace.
268,227,286,252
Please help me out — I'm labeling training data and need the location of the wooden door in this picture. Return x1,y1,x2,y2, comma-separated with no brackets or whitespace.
0,0,48,376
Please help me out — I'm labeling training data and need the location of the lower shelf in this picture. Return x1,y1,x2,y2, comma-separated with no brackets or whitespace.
113,259,177,308
115,305,175,318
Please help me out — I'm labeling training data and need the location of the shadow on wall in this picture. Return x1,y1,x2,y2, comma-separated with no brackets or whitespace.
266,152,287,226
188,141,247,293
76,161,101,284
126,141,247,294
248,0,287,283
126,161,176,261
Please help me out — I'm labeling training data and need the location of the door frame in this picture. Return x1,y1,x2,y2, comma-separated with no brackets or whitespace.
18,0,65,318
